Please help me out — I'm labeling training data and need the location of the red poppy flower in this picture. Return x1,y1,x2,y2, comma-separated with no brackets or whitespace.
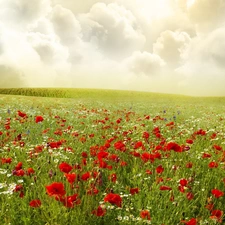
180,179,188,186
213,145,222,151
104,193,122,207
18,111,27,118
167,142,182,152
14,184,23,192
26,168,35,176
208,162,218,168
48,141,62,149
186,192,194,200
160,186,172,191
140,210,151,220
108,173,117,183
181,218,197,225
92,206,106,217
81,172,91,181
59,162,73,173
143,131,150,139
156,165,164,174
1,157,12,164
186,162,193,168
211,189,224,198
62,194,81,208
202,153,211,158
210,209,223,222
130,187,139,195
15,162,23,171
35,115,44,123
65,173,76,184
15,169,25,176
114,141,126,152
46,182,66,197
29,199,41,208
186,139,193,144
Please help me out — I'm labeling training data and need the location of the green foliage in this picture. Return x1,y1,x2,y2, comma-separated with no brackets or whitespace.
0,90,225,225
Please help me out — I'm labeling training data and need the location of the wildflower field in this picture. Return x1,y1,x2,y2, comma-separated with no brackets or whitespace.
1,89,225,225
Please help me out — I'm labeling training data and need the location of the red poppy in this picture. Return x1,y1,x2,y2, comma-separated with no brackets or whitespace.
160,186,172,191
104,193,122,207
81,151,88,158
166,142,182,152
186,162,193,168
140,210,151,220
211,189,224,198
62,194,81,208
108,173,117,183
130,187,139,195
65,173,76,184
48,141,62,149
208,162,218,168
210,209,223,222
180,179,188,186
143,131,150,139
18,111,27,118
156,165,164,174
114,141,126,152
46,182,66,197
186,192,194,200
134,141,144,149
15,169,25,176
35,115,44,123
14,184,23,192
202,153,211,158
15,162,23,170
178,185,185,193
92,206,106,217
29,199,41,208
59,162,73,173
81,172,91,181
181,218,197,225
1,157,12,164
213,145,222,151
186,139,193,144
26,168,35,176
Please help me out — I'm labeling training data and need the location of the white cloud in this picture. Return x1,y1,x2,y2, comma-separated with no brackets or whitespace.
50,5,81,45
125,51,165,76
153,30,191,68
173,0,225,33
0,0,51,29
176,26,225,95
79,3,146,60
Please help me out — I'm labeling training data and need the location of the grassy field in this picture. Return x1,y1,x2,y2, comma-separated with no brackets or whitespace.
1,88,225,225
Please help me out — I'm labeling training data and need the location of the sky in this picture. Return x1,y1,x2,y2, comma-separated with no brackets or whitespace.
0,0,225,96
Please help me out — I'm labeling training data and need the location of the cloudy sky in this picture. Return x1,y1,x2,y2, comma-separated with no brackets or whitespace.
0,0,225,96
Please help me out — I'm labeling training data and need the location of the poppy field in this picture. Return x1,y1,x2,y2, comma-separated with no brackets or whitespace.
1,89,225,225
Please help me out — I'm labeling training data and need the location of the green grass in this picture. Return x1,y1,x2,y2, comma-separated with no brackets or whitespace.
1,88,225,225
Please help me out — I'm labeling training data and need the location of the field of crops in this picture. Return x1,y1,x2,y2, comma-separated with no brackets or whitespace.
1,89,225,225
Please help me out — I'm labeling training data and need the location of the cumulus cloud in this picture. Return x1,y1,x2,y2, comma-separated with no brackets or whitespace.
0,0,224,96
153,30,191,68
79,3,146,60
0,0,51,28
172,0,225,33
176,26,225,95
125,51,165,76
50,5,81,45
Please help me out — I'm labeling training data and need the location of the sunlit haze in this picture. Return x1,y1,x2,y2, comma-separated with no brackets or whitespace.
1,0,225,96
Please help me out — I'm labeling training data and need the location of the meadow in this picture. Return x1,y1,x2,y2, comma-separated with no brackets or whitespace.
1,88,225,225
